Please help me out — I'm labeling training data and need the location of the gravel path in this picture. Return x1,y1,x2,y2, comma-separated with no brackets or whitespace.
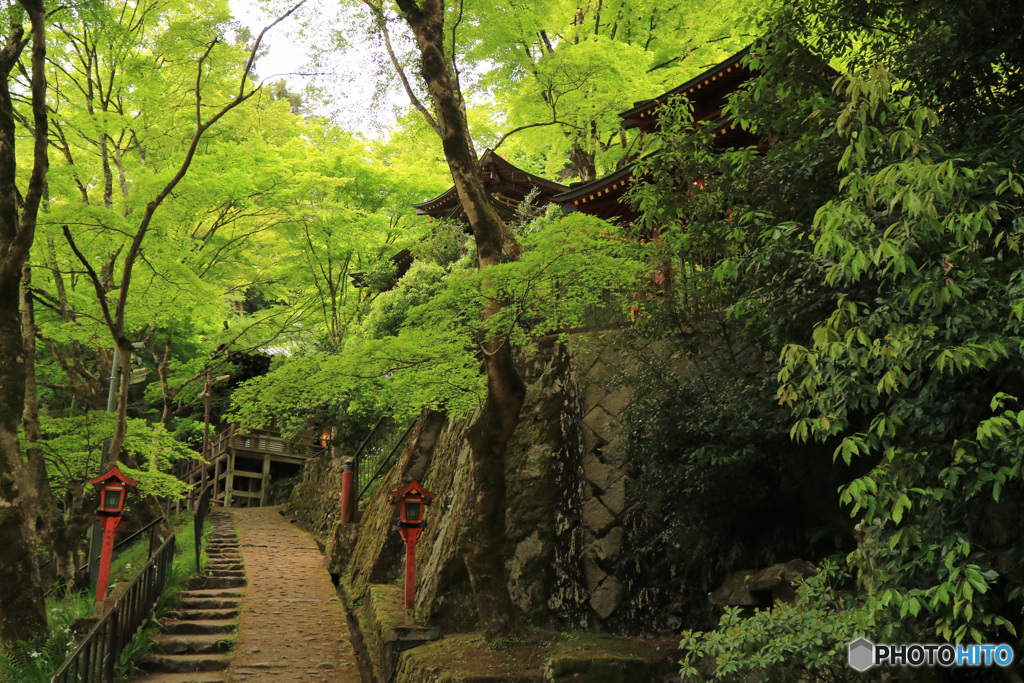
227,506,362,682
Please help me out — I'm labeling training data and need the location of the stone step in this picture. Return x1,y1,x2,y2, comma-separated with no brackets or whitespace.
178,599,239,611
206,571,245,579
153,633,232,654
163,619,236,635
139,653,231,673
191,576,245,590
172,608,238,621
132,672,228,683
179,588,244,599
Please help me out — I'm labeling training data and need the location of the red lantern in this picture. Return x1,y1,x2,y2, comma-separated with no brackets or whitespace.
389,480,436,623
88,466,138,605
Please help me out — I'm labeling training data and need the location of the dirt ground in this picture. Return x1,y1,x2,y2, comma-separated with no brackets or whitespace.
227,506,363,682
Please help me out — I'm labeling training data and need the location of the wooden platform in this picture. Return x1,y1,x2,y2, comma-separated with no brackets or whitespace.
174,425,324,509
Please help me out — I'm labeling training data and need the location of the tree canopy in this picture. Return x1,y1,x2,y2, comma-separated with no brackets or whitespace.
2,0,1024,673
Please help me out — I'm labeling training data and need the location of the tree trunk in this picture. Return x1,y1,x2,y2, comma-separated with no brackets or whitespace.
394,0,527,638
105,340,134,469
569,140,597,181
0,301,47,644
22,263,77,589
0,0,49,646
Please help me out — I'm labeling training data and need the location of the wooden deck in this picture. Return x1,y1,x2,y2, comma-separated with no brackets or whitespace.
175,425,325,509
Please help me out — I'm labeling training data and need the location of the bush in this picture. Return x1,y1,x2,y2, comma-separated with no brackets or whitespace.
679,560,876,683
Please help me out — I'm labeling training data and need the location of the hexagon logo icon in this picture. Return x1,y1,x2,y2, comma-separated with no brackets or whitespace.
848,638,875,672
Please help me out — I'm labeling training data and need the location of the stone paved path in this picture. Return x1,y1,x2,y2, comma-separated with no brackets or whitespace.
227,506,362,682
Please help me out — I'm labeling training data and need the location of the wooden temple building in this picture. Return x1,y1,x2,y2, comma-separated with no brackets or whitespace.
349,248,415,290
351,150,567,293
553,46,760,222
413,148,568,225
174,425,324,510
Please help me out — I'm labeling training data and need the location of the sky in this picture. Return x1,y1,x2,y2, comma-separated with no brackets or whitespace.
227,0,312,83
226,0,407,136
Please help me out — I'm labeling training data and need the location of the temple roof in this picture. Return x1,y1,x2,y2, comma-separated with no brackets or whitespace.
413,149,568,225
620,46,754,134
552,165,639,224
350,248,414,289
554,46,760,223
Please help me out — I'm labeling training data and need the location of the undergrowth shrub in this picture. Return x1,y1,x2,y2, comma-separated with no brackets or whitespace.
679,560,875,682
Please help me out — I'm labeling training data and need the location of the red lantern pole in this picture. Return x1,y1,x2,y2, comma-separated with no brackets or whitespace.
399,525,423,622
340,459,355,524
88,465,138,612
94,514,124,604
389,480,435,625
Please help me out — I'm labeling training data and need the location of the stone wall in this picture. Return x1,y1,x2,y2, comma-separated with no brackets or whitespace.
554,330,689,633
288,453,345,543
297,327,689,634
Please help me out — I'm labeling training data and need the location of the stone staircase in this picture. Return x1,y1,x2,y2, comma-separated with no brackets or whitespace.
134,511,244,682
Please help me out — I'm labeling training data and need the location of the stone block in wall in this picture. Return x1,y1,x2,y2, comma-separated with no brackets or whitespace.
583,553,607,593
581,424,607,456
582,382,608,413
600,435,630,470
584,406,619,444
590,575,623,620
568,336,605,376
599,477,627,516
597,526,624,562
598,386,632,418
598,342,622,368
325,522,359,579
582,451,616,492
582,497,617,536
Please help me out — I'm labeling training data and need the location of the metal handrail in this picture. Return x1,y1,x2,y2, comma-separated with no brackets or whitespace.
350,416,390,496
50,534,176,683
358,419,417,500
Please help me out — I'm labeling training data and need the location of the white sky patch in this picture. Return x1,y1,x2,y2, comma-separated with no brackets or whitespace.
227,0,414,135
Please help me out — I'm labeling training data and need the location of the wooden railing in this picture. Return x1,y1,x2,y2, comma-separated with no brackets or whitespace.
174,425,326,509
51,534,175,683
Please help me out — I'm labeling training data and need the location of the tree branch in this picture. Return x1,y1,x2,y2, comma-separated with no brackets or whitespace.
61,225,117,333
366,3,441,137
114,1,306,331
492,119,575,152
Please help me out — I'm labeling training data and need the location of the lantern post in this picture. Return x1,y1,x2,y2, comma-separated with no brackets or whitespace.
340,459,356,524
88,465,138,610
389,480,435,624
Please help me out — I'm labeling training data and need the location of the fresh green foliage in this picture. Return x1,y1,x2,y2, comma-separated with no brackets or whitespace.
35,411,199,503
776,67,1024,645
230,212,642,431
679,561,874,682
0,593,93,683
627,0,1024,663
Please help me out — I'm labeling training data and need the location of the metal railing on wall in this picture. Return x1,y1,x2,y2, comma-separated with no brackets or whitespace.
50,534,175,683
352,417,417,501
